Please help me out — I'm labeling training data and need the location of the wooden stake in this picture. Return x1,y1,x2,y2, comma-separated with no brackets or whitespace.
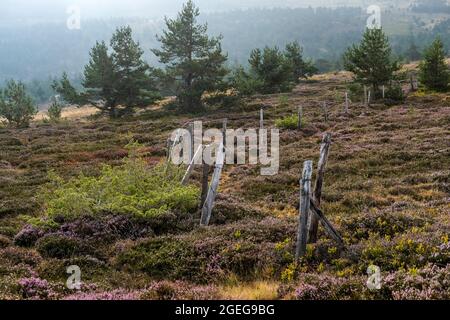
187,123,195,161
200,161,210,209
297,105,303,130
382,85,385,99
200,142,225,226
296,160,313,260
367,90,371,107
308,133,332,243
222,119,227,148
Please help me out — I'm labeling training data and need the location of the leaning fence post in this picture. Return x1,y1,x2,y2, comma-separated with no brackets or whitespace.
308,133,332,243
200,160,210,208
260,108,265,130
298,105,303,130
296,160,313,260
200,142,225,226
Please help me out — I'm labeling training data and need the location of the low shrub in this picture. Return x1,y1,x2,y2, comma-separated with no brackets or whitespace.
41,147,199,220
36,234,83,259
275,115,301,130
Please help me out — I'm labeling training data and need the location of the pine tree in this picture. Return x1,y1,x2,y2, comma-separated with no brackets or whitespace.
248,46,292,93
153,0,228,112
419,38,450,92
53,26,160,118
284,41,317,83
344,28,400,96
0,80,37,127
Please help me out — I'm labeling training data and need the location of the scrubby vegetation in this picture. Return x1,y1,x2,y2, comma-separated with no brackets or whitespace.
0,1,449,302
0,64,448,299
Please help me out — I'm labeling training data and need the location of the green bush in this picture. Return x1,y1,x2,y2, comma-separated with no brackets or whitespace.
275,115,301,130
41,148,199,220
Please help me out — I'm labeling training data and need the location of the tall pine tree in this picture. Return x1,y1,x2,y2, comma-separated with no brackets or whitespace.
53,26,159,118
153,0,227,112
419,38,450,92
344,28,400,96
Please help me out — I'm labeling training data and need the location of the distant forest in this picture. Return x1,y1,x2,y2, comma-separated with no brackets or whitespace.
1,6,450,104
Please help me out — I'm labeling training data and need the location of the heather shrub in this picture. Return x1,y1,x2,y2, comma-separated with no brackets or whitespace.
41,149,199,220
17,276,57,300
383,264,450,300
115,237,200,281
279,273,366,300
142,281,219,300
14,224,45,247
0,247,42,267
36,234,83,259
340,211,429,242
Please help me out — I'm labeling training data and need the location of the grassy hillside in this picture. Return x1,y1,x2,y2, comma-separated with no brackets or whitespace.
0,71,448,300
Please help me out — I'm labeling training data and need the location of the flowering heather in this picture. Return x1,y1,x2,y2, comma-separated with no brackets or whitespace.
18,277,56,300
63,289,143,301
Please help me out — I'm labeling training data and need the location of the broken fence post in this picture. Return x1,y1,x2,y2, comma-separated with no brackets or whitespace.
181,145,204,186
309,200,344,248
308,133,332,243
298,105,303,130
200,142,225,226
296,160,313,260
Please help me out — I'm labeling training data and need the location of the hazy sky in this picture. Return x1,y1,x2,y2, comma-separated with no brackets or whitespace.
0,0,384,21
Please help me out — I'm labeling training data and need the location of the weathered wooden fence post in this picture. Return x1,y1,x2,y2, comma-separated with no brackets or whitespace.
382,85,385,99
187,122,195,161
367,90,371,107
260,108,264,130
200,142,225,226
222,119,227,148
298,105,303,130
200,161,210,208
296,160,313,260
345,92,349,114
308,133,332,243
